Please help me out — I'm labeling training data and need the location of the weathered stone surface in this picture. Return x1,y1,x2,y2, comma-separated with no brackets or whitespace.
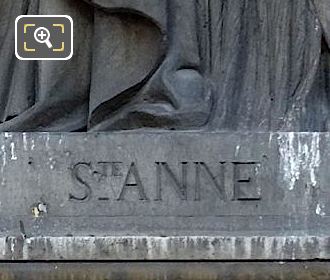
2,0,330,272
2,236,330,261
0,132,327,260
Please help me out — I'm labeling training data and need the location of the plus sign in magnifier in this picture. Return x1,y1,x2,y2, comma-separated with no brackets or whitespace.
34,27,53,49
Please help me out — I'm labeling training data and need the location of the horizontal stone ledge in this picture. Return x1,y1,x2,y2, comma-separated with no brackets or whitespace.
1,262,330,280
1,236,330,261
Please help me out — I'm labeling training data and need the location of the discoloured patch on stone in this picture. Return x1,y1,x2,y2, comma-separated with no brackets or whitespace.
0,236,328,261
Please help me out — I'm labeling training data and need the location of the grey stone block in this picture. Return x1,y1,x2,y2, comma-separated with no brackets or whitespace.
0,132,327,260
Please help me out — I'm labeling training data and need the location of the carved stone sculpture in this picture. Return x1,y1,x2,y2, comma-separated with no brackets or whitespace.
86,0,213,131
0,0,330,132
2,0,330,270
0,0,211,131
209,0,330,132
0,0,92,131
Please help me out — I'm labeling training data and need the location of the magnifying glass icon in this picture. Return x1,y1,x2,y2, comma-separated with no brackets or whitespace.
34,27,53,49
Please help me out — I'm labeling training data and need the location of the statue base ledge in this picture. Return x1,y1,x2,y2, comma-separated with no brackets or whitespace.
1,235,330,261
0,132,327,261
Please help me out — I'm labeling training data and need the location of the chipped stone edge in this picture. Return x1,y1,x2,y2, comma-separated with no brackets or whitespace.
1,236,330,261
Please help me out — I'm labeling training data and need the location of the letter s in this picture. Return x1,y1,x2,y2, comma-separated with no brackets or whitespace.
69,162,92,202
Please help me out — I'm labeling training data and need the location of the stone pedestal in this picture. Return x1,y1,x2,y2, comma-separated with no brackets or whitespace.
0,132,327,262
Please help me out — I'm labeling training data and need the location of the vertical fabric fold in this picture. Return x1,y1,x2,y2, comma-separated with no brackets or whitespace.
211,0,322,131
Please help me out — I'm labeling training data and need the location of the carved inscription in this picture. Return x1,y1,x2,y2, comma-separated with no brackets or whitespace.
69,161,262,203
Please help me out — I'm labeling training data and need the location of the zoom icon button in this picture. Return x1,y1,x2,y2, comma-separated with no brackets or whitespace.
15,15,73,61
